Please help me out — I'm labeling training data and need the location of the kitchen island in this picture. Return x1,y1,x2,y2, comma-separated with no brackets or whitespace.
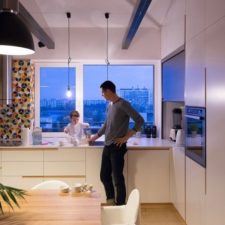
0,137,173,203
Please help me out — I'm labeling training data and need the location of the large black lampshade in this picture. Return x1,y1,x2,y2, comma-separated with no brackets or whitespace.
0,11,35,55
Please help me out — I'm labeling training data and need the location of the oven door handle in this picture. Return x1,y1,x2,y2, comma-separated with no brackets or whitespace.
185,115,203,120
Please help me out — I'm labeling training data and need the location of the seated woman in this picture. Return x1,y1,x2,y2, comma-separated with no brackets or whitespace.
64,110,89,143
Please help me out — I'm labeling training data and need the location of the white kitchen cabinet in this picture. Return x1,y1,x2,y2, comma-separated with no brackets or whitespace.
186,0,206,41
85,148,106,202
1,150,44,189
185,32,206,107
206,0,225,28
170,147,185,220
85,148,128,203
205,17,225,225
127,149,170,203
186,157,206,225
43,149,86,186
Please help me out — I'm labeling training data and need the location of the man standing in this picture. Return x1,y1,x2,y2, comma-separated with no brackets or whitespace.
89,80,144,205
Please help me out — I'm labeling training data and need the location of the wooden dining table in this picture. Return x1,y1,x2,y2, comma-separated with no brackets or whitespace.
0,189,101,225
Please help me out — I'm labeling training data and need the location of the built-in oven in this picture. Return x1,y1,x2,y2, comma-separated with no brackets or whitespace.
185,106,206,167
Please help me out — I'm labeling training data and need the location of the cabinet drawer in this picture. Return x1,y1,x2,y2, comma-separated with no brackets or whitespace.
2,162,43,176
44,162,85,176
44,149,85,161
2,150,43,161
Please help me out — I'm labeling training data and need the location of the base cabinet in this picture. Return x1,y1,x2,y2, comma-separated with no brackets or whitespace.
0,147,171,204
127,150,170,203
170,147,185,220
186,157,206,225
1,150,44,189
85,148,106,202
43,148,86,186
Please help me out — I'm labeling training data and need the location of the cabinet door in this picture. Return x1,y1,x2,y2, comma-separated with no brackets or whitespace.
206,0,225,28
1,150,44,189
85,148,106,202
170,147,185,220
185,32,206,107
44,149,86,185
205,17,225,225
162,51,185,102
186,157,206,225
127,150,170,203
186,0,206,41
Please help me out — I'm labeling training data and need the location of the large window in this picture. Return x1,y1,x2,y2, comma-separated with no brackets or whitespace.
83,65,154,131
38,63,154,133
40,67,76,132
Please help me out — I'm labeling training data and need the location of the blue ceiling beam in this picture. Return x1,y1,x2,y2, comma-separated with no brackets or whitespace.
122,0,152,49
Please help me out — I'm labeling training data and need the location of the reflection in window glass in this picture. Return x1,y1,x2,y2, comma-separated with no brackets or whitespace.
40,67,76,132
83,65,154,131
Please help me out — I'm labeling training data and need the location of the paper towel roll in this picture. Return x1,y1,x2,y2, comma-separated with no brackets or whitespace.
21,127,30,146
175,129,184,146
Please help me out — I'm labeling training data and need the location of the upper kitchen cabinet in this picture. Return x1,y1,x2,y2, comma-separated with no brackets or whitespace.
162,50,185,102
185,32,206,107
206,0,225,28
186,0,206,41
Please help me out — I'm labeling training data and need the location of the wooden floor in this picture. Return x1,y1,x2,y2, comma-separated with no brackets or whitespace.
140,204,186,225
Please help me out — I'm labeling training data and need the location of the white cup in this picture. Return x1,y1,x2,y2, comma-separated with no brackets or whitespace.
72,183,82,193
60,185,70,193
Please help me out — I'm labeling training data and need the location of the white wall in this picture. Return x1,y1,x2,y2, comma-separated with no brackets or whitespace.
28,27,161,60
161,0,185,58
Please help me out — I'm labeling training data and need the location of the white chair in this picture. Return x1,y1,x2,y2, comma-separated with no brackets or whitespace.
31,180,69,190
101,189,140,225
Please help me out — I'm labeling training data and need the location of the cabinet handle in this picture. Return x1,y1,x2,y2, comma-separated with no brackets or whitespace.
22,175,86,178
205,67,207,107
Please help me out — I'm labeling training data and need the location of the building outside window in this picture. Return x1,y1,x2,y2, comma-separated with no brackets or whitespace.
40,67,76,132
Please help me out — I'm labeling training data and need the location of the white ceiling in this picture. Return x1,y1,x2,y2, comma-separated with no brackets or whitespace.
20,0,173,29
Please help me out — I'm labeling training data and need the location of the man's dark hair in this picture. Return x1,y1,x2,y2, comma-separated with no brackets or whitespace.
100,80,116,93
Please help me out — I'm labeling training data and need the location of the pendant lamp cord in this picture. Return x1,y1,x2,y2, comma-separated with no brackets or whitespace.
105,12,110,80
67,12,71,89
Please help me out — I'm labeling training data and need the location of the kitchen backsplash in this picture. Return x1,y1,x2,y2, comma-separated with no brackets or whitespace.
0,59,34,139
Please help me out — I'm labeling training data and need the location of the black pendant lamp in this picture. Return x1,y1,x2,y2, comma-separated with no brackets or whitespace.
0,0,35,55
66,12,72,98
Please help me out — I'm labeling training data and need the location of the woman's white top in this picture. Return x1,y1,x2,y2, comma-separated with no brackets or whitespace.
64,122,89,140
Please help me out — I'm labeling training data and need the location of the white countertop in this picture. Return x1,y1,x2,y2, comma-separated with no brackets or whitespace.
0,137,174,150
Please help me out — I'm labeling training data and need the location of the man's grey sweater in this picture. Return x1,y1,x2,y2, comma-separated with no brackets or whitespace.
97,98,144,146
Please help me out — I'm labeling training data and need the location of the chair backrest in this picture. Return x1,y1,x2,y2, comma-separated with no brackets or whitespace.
125,189,140,224
31,180,69,190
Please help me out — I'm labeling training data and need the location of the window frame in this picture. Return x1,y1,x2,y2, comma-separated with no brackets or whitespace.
34,60,161,138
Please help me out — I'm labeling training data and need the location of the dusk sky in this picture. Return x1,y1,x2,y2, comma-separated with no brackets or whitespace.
40,65,154,100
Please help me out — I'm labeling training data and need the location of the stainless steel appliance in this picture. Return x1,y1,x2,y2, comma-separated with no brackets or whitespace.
185,106,206,167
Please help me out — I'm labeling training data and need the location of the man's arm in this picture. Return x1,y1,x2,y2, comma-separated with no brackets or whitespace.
89,122,106,143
